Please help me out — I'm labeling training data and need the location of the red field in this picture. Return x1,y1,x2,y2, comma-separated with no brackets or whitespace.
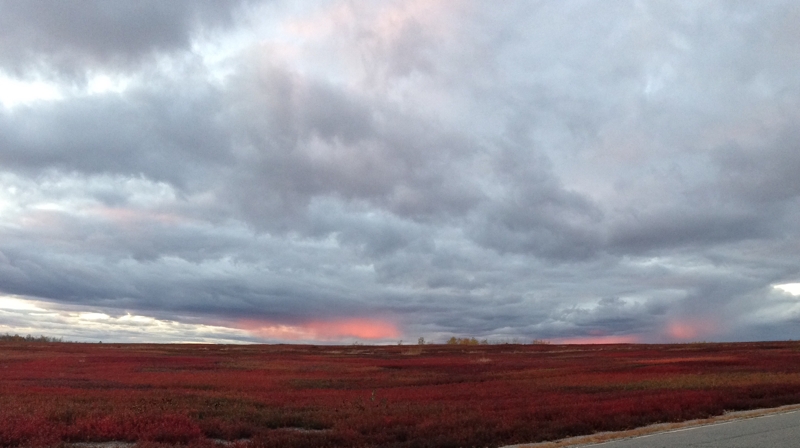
2,341,800,447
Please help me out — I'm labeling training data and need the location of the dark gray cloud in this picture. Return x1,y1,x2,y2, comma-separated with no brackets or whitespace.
0,0,253,79
220,57,486,229
1,0,800,343
0,79,231,187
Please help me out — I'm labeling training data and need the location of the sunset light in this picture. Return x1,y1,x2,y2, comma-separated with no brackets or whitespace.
665,319,718,342
240,318,400,341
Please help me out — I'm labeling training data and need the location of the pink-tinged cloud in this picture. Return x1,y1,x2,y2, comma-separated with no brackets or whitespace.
14,205,185,235
87,206,184,226
665,319,718,341
19,209,69,231
284,0,460,42
555,335,641,345
240,318,400,341
278,0,466,85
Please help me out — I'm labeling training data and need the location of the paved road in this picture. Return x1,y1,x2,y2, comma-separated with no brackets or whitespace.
581,410,800,447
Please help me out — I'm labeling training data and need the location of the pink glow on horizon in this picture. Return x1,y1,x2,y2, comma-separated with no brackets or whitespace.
306,319,400,340
555,335,641,345
240,318,400,341
666,319,717,341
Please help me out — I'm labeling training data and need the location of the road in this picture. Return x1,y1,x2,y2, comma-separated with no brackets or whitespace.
580,410,800,447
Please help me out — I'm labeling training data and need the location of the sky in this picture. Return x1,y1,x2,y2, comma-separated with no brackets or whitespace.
1,0,800,344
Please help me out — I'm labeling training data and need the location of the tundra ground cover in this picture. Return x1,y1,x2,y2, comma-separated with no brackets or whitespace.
2,341,800,447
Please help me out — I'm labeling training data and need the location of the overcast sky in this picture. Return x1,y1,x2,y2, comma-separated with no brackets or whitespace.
1,0,799,344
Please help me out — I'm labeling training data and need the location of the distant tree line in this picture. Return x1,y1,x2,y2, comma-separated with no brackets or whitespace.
0,333,65,343
446,336,489,345
414,336,551,345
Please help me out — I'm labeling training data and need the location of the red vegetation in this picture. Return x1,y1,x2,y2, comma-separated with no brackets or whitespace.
2,341,800,447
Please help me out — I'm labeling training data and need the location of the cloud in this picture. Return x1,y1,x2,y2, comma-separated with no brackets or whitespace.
1,1,800,344
0,0,253,79
0,73,232,187
555,335,641,345
0,295,254,343
774,283,800,296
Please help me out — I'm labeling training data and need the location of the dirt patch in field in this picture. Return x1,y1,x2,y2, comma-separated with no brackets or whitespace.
503,403,800,448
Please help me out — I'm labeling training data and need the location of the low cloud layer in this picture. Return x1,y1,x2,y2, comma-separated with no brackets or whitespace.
1,0,800,343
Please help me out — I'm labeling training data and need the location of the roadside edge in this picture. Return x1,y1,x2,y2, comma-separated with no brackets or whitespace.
502,403,800,448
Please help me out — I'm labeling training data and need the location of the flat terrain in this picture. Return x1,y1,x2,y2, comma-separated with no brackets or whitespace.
2,341,800,447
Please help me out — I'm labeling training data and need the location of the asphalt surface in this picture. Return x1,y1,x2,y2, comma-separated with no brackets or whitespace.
581,410,800,447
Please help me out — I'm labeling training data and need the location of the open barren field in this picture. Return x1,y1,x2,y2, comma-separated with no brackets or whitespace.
2,341,800,448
